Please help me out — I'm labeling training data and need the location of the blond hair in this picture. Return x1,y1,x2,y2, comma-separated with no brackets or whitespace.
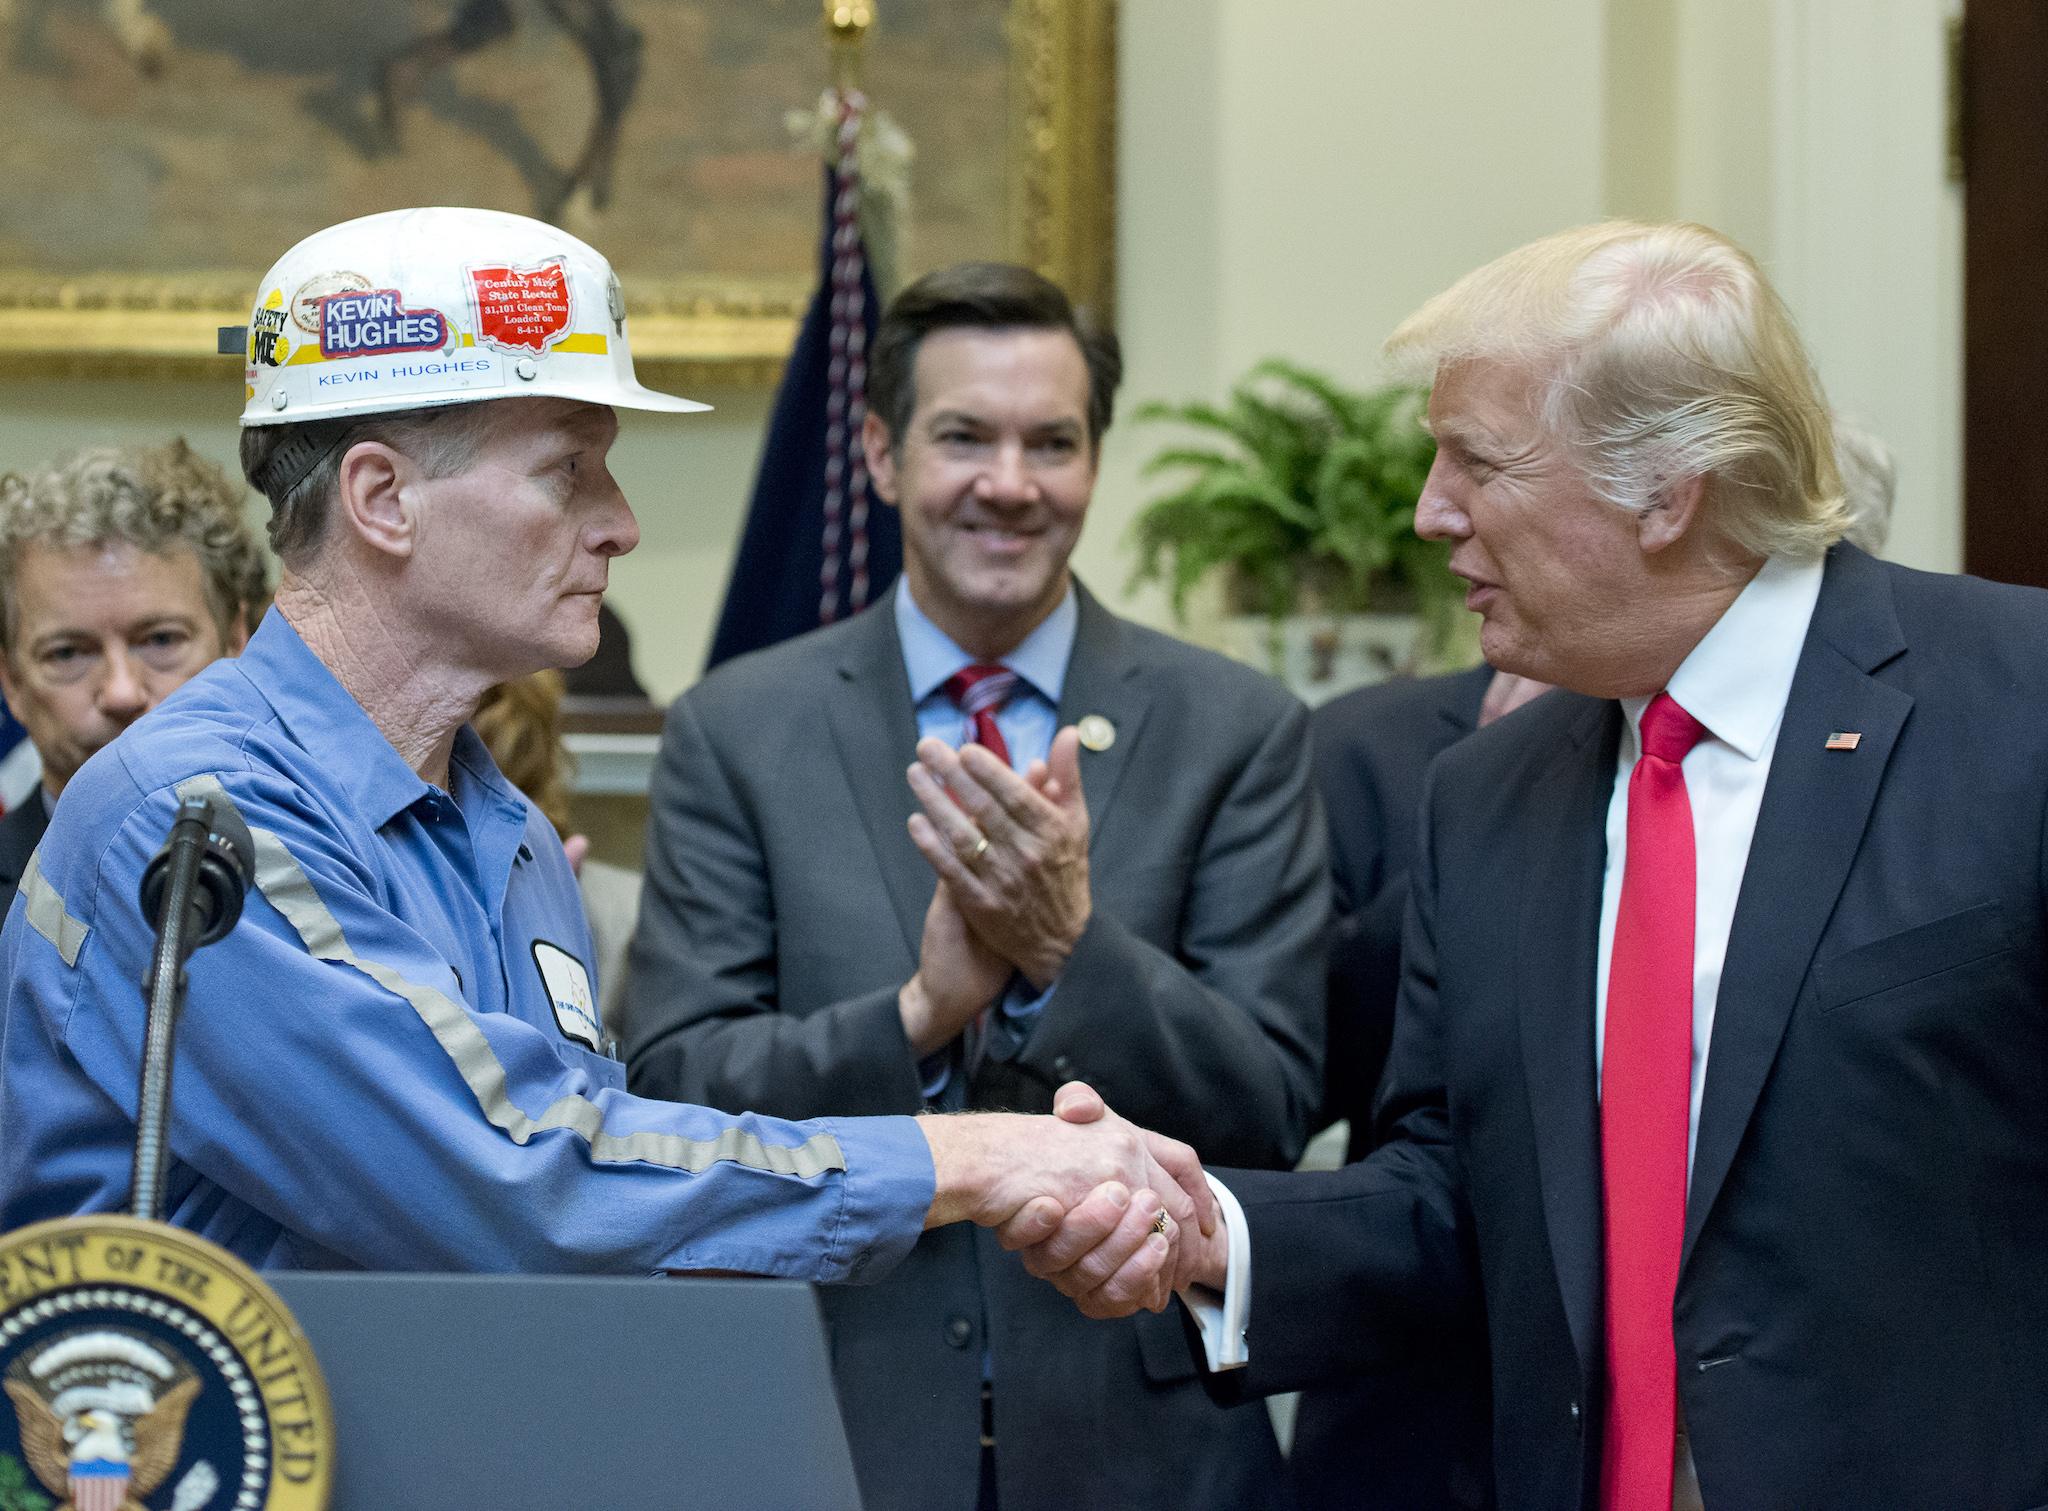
1387,221,1849,561
472,671,576,835
1831,414,1896,554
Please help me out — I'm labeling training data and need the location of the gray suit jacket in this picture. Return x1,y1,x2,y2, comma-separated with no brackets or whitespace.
624,584,1326,1511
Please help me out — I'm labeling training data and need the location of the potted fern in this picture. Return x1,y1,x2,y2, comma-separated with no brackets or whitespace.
1128,359,1465,699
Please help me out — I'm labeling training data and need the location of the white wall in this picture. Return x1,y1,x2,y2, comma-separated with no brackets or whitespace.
1089,0,1609,633
0,0,1964,703
1612,0,1962,572
1766,0,1962,572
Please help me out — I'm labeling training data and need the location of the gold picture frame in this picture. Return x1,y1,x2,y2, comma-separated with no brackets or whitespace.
0,0,1115,388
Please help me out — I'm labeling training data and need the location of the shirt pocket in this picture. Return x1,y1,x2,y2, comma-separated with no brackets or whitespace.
545,1031,628,1090
1811,901,2014,1015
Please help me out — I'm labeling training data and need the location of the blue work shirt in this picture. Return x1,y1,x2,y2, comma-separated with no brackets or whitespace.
0,610,934,1277
894,579,1076,1095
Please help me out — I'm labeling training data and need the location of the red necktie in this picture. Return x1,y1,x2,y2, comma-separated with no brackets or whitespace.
941,664,1017,767
1601,691,1707,1511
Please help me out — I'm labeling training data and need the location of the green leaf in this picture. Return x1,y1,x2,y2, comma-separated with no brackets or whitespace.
0,1454,53,1511
1130,363,1450,623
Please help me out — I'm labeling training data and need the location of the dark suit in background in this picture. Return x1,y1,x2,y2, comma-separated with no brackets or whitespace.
624,586,1326,1511
1311,664,1490,1159
1291,664,1495,1511
1222,546,2048,1508
0,794,48,919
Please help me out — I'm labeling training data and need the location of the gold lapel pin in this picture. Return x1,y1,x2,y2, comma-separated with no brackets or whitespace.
1077,714,1116,752
1825,731,1862,751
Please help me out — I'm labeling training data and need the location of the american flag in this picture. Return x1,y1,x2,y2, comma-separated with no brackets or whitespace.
704,89,902,671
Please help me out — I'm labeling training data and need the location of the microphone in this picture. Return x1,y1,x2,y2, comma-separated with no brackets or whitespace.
139,792,255,946
131,792,256,1223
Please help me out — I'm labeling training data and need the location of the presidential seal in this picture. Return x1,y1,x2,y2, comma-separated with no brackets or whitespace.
0,1218,329,1511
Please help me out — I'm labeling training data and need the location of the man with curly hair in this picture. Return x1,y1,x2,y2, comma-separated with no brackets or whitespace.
0,438,269,913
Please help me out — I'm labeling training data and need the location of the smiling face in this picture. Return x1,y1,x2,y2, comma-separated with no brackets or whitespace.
1414,360,1672,696
865,326,1098,659
407,397,638,682
0,539,241,795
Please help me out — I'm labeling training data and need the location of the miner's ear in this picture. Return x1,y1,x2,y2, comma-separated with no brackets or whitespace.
333,441,423,561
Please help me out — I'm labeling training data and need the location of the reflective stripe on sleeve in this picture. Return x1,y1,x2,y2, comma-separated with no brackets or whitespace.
21,850,88,966
175,776,846,1179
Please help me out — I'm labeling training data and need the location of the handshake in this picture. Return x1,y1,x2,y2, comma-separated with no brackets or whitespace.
917,1083,1229,1318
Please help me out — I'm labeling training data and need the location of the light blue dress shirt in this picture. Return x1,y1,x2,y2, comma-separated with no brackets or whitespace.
893,578,1078,1096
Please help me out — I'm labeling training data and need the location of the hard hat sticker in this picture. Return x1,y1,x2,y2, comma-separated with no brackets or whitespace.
291,271,372,334
468,259,574,355
309,349,507,400
249,291,290,368
319,289,451,360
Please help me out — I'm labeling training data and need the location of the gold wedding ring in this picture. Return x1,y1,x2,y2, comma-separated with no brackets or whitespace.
969,834,991,862
1150,1209,1170,1237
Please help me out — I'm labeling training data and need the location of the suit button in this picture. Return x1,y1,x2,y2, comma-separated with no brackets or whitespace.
1569,1401,1581,1422
945,1316,974,1349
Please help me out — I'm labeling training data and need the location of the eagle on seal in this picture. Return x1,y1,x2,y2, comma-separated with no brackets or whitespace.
5,1357,200,1511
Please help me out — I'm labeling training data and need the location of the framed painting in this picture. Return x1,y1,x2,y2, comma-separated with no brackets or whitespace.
0,0,1115,384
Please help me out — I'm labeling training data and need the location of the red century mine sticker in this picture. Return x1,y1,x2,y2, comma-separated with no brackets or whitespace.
468,258,574,354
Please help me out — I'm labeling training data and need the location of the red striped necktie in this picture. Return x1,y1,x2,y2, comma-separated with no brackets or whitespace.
942,664,1019,766
1600,690,1708,1511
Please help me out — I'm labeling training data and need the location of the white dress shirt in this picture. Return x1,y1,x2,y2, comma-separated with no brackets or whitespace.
1597,552,1823,1175
1189,552,1825,1372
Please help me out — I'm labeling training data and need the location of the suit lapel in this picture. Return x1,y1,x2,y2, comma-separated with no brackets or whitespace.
823,604,933,959
1683,546,1910,1260
1517,695,1619,1380
1054,586,1152,849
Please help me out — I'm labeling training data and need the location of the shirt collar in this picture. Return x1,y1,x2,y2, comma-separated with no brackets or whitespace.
239,608,518,827
893,576,1078,705
1622,552,1825,761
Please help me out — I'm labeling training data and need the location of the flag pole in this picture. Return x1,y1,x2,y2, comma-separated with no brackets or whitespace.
826,0,874,91
703,0,901,669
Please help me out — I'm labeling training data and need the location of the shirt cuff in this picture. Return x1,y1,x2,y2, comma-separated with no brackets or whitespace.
1180,1171,1250,1371
979,974,1054,1064
997,974,1054,1022
814,1114,938,1284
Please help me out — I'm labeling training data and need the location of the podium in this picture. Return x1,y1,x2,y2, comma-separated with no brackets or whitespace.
270,1272,864,1510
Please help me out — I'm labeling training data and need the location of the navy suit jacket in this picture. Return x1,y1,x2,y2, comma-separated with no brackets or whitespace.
1220,546,2048,1509
1291,666,1498,1511
1311,664,1491,1160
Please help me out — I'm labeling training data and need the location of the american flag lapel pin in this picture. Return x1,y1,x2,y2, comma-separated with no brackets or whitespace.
1825,731,1862,751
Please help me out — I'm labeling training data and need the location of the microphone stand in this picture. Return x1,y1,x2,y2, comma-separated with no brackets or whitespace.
131,796,241,1224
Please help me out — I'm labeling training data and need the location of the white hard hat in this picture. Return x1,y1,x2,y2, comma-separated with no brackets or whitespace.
233,206,709,428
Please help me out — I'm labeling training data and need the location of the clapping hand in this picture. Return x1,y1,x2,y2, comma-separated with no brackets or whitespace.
897,879,1011,1057
905,726,1092,990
